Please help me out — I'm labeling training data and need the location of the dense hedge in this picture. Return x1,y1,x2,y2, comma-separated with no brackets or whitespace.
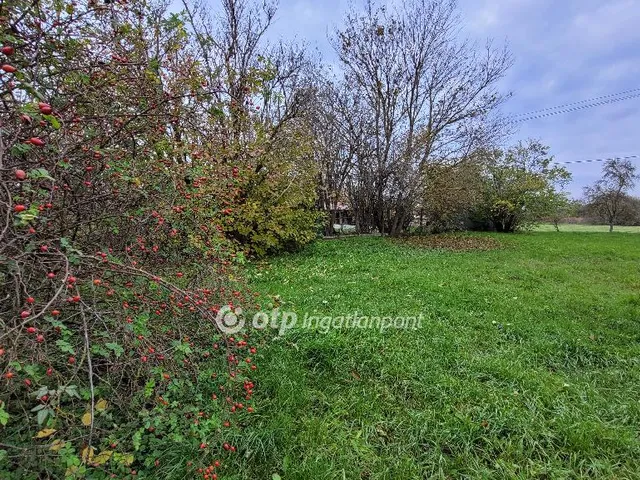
0,1,315,477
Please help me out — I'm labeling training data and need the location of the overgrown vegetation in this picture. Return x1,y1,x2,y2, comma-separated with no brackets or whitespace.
0,0,317,477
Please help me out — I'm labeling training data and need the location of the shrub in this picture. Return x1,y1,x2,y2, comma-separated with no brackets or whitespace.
0,1,261,477
222,122,321,256
479,141,571,232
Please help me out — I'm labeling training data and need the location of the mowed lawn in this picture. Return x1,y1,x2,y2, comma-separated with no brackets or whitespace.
240,233,640,479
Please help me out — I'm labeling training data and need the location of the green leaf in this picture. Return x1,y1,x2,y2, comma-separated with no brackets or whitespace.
105,343,124,358
37,408,51,425
144,378,156,398
91,344,109,357
0,404,9,426
148,57,160,73
132,429,142,451
112,452,134,466
210,107,225,120
28,168,55,181
56,339,76,355
43,114,61,130
35,386,48,397
11,143,31,156
63,385,80,399
15,212,37,225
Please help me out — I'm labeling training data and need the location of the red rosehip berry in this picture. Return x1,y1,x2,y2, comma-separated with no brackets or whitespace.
38,102,52,114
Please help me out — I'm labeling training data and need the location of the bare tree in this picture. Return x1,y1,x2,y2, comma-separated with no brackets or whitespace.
330,0,512,235
584,159,639,232
311,79,377,234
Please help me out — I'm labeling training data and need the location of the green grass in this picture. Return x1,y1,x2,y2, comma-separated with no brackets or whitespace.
239,233,640,479
535,223,640,233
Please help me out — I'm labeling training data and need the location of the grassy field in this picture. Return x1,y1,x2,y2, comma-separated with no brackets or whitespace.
240,233,640,479
535,223,640,233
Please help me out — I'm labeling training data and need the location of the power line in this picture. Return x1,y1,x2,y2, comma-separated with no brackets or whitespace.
513,92,640,123
510,88,640,119
554,154,639,165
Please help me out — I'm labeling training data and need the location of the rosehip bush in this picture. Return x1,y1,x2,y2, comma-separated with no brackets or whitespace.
0,1,265,478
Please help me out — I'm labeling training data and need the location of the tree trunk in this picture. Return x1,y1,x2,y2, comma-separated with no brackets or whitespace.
325,210,336,236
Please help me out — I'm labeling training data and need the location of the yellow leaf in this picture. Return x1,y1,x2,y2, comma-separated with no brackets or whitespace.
65,465,78,477
91,450,113,466
49,439,66,452
34,428,57,439
81,445,95,463
81,412,92,426
95,399,108,412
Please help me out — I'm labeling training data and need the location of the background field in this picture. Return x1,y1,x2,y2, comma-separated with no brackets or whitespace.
239,233,640,479
535,224,640,233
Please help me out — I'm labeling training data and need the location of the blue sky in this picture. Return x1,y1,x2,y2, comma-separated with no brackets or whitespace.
263,0,640,197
